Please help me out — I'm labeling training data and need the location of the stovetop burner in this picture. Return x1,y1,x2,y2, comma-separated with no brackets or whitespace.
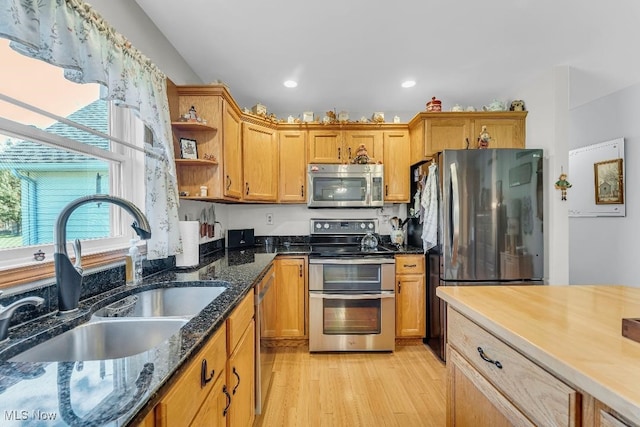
308,218,392,257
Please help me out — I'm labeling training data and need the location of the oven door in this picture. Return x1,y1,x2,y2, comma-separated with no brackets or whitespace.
309,291,395,352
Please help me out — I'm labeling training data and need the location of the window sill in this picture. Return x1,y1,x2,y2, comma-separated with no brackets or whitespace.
0,248,130,290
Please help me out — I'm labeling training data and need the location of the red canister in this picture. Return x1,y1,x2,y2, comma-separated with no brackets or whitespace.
426,96,442,112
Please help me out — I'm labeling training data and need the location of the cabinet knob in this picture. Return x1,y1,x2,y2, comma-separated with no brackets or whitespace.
226,175,231,190
299,265,303,277
245,183,249,195
398,281,401,293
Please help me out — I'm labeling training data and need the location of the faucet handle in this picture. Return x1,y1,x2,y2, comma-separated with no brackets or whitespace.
72,239,83,273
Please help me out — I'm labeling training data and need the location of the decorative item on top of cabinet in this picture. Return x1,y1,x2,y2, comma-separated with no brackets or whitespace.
426,96,442,112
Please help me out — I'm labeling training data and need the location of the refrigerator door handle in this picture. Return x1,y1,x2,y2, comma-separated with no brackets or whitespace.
450,162,460,266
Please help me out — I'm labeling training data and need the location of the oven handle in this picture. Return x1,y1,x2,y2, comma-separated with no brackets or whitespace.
309,292,395,300
309,258,395,265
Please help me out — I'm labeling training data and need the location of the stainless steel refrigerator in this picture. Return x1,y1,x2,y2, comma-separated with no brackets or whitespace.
409,148,544,360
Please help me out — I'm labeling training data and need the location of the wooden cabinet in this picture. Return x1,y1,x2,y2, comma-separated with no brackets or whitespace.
395,254,426,338
446,307,580,426
225,292,255,427
308,128,383,164
155,323,227,427
222,100,243,199
278,130,307,203
383,130,411,202
242,121,278,201
264,256,307,339
227,320,255,427
408,112,527,164
166,82,245,201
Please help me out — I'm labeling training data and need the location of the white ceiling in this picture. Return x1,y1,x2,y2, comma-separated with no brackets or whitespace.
135,0,640,118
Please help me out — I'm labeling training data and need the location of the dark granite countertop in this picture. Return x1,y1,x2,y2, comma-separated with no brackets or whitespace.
0,247,275,427
0,242,423,426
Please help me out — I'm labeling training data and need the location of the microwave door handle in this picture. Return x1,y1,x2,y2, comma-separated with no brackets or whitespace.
450,162,460,267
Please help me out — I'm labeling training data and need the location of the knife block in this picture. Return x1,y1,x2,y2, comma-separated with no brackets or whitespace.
622,318,640,343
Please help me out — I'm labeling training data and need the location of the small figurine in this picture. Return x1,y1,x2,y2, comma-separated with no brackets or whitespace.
352,144,370,164
510,99,526,111
188,106,198,121
478,125,491,149
555,172,572,201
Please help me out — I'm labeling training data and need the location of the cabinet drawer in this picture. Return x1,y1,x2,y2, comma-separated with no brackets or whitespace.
158,323,227,427
227,291,254,353
395,255,425,275
447,308,580,427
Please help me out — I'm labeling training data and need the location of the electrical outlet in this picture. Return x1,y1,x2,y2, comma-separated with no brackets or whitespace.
266,213,274,225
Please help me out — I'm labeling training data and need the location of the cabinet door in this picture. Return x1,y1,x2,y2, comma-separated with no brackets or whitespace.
273,257,307,337
308,130,342,163
383,130,410,202
396,274,426,337
425,117,471,155
471,117,526,149
279,130,307,203
223,101,243,199
242,122,278,201
190,373,227,427
227,320,255,427
448,348,535,427
343,130,384,164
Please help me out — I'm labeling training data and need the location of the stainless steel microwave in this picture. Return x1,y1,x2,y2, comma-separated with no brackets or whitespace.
307,164,384,208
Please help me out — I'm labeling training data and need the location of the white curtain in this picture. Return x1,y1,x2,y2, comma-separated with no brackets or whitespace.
0,0,181,260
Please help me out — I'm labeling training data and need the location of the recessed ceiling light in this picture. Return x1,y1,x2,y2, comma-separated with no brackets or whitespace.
284,80,298,88
401,80,416,88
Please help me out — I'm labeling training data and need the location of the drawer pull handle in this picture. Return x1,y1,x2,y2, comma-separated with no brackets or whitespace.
477,347,503,369
232,366,241,394
404,264,417,268
200,359,215,387
223,385,231,416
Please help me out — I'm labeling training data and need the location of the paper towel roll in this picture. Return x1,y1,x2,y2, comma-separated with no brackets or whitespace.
176,221,200,267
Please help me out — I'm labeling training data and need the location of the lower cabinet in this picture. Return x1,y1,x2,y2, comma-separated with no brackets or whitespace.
446,307,581,426
395,254,426,338
148,291,256,427
155,322,227,426
265,256,307,339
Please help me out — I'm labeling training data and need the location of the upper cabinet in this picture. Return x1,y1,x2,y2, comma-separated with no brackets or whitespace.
166,81,246,202
383,130,411,202
278,130,307,203
242,120,278,201
308,128,383,164
222,100,243,199
408,112,527,164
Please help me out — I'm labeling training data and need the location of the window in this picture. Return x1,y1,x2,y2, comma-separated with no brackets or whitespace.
0,38,145,272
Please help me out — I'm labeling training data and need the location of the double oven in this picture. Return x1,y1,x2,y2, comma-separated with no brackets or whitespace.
308,219,395,352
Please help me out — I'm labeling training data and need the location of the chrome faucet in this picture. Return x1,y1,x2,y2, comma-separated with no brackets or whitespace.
54,195,152,313
0,291,45,341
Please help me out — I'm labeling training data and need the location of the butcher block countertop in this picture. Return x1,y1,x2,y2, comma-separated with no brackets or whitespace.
436,285,640,426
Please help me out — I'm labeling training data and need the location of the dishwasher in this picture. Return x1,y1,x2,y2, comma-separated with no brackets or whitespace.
254,265,276,414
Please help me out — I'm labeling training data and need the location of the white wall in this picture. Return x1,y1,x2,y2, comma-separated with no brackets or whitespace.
568,82,640,286
510,67,570,285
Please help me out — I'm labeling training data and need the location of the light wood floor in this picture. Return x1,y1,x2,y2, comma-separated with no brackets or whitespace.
254,343,446,427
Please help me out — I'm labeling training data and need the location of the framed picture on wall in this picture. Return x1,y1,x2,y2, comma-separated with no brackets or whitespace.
179,138,198,159
594,158,624,204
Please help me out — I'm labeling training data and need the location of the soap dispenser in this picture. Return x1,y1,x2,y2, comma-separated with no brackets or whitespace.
126,239,142,286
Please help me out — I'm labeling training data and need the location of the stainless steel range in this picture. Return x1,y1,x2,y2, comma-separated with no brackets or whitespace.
308,219,395,352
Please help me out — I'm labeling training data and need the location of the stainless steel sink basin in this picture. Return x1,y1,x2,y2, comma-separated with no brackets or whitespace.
10,318,187,362
93,286,227,318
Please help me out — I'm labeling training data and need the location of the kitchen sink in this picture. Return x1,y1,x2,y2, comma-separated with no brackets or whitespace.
10,318,187,362
93,285,227,318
